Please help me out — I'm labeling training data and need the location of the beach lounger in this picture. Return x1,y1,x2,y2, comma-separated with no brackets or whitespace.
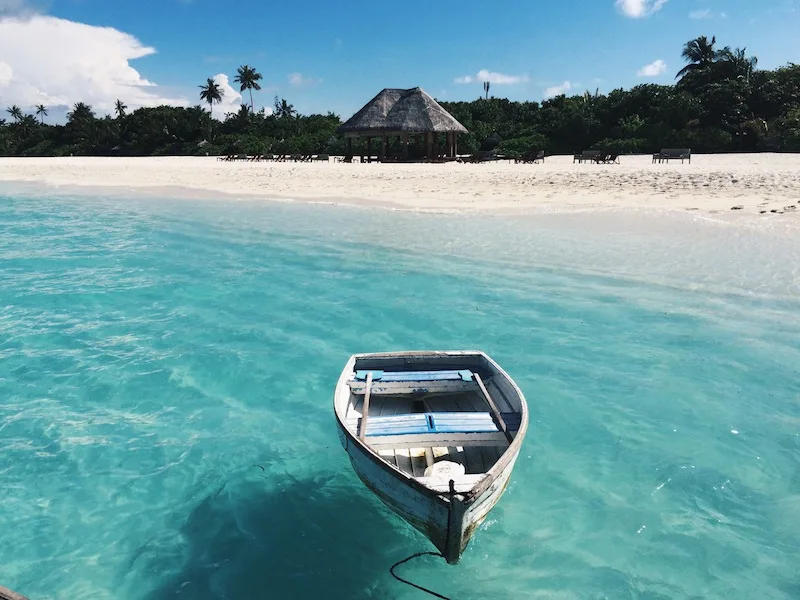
654,148,691,164
596,152,620,164
574,150,602,164
515,150,545,164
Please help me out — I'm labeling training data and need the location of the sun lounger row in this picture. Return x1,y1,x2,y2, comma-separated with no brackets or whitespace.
573,150,620,164
217,153,330,162
653,148,691,163
513,150,545,164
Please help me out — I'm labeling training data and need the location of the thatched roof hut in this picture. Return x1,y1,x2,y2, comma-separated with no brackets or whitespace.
338,87,467,136
338,87,467,161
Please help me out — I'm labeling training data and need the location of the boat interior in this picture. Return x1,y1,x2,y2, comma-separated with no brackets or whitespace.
338,354,524,493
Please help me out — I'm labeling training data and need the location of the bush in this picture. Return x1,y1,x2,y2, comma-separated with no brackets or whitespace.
590,138,648,154
497,134,550,158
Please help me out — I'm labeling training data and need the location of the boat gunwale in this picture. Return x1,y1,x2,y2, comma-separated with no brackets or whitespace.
333,350,529,504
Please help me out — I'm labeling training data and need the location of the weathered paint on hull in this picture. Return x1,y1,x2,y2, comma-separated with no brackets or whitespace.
338,421,520,564
340,424,450,551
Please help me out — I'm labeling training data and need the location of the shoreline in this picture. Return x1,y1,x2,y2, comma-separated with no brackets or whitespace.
1,154,800,219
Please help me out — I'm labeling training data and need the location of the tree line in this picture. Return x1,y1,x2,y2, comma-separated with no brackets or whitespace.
1,36,800,158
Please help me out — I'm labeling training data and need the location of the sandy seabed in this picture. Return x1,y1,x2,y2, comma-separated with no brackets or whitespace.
1,153,799,217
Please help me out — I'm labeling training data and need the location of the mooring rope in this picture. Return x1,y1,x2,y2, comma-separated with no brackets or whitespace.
388,479,457,598
389,552,451,599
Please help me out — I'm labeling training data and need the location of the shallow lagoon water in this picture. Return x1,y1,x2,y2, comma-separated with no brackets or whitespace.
1,191,798,599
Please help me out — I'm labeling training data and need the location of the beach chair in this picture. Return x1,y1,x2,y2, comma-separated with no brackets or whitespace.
314,154,330,162
574,150,602,164
655,148,691,164
595,152,620,164
466,150,498,163
517,150,545,164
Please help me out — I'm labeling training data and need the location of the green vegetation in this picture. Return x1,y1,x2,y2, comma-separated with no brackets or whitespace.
234,65,264,112
2,38,800,158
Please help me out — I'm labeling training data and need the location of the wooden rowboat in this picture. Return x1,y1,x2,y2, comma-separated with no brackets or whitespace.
333,350,528,564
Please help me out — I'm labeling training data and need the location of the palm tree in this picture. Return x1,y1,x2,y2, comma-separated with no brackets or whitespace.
719,47,758,83
234,65,263,112
35,104,48,124
483,81,490,100
273,96,296,119
199,78,223,118
6,105,22,122
115,100,127,119
19,114,37,137
676,35,720,79
67,102,95,124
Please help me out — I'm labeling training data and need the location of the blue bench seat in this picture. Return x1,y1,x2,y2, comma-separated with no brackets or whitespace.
359,414,430,437
356,412,522,438
354,369,474,383
349,370,480,395
430,412,501,434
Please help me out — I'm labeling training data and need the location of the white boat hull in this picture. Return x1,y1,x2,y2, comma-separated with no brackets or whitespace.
333,351,528,564
338,421,520,562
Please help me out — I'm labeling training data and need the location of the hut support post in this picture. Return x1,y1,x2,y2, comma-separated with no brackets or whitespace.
401,133,409,161
425,132,433,160
380,136,387,162
454,134,458,158
364,137,371,163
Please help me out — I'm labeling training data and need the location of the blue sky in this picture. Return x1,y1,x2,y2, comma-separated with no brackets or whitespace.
1,0,799,119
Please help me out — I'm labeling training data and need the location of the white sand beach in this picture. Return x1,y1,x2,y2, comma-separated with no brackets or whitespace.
1,154,799,217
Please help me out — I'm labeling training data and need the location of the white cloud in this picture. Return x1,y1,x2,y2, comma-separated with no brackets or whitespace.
0,0,31,16
615,0,668,18
209,73,243,120
454,69,529,85
689,8,712,19
0,14,188,115
689,8,727,19
0,61,12,86
543,81,573,99
637,59,667,77
287,72,320,87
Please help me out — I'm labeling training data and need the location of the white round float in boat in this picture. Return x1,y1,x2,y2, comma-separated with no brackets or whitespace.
424,460,466,480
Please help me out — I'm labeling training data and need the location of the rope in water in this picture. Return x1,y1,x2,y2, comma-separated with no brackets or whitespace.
388,479,457,598
389,552,451,600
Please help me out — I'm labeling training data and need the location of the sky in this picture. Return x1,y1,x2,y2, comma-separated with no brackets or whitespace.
0,0,799,121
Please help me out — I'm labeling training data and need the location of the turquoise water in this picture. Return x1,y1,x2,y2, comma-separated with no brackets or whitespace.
1,190,799,600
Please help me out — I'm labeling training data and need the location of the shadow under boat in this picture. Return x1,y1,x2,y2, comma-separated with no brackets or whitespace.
143,473,417,600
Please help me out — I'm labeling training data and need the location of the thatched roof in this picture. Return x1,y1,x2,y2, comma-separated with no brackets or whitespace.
338,87,468,136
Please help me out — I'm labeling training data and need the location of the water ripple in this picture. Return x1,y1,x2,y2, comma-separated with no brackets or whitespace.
1,191,798,599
